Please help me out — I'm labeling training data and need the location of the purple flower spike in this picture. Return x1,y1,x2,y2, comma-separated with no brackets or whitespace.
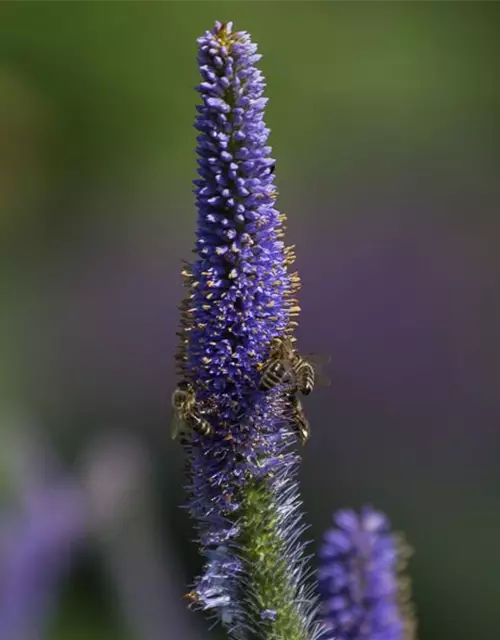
175,21,320,639
318,507,417,640
184,20,296,396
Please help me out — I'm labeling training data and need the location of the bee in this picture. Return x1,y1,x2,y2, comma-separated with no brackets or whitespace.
171,382,213,441
294,357,315,396
258,337,296,392
289,394,310,444
259,337,330,445
259,337,328,396
294,349,331,395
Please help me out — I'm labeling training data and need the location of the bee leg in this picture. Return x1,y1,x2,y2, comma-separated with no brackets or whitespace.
290,395,310,445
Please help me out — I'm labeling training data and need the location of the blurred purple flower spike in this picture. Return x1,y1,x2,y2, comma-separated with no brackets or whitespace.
0,436,87,640
82,433,200,640
318,506,417,640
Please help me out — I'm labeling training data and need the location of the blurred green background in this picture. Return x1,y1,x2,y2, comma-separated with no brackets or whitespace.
1,2,500,639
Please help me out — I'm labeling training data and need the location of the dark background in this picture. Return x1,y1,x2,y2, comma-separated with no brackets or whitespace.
1,3,499,639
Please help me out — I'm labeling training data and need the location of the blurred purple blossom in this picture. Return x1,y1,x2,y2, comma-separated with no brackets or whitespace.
82,433,201,640
318,507,416,640
0,429,87,640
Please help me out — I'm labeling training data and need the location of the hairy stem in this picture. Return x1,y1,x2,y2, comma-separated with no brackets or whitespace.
237,479,312,640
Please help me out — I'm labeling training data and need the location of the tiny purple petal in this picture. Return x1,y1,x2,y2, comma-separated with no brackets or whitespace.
261,608,277,621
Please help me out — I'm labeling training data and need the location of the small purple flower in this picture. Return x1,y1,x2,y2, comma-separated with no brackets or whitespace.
176,21,319,639
261,609,278,621
318,507,417,640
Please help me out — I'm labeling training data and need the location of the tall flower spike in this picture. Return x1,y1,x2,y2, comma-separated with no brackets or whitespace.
318,507,417,640
176,21,320,639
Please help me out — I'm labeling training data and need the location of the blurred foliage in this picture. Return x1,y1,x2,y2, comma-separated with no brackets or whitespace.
1,3,498,228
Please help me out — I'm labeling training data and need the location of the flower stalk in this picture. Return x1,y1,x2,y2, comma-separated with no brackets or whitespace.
175,21,321,639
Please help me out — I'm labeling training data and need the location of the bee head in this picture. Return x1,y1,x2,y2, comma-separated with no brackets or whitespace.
172,386,192,409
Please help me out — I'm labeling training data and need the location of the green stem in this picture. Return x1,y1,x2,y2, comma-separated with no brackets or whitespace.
236,479,311,640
